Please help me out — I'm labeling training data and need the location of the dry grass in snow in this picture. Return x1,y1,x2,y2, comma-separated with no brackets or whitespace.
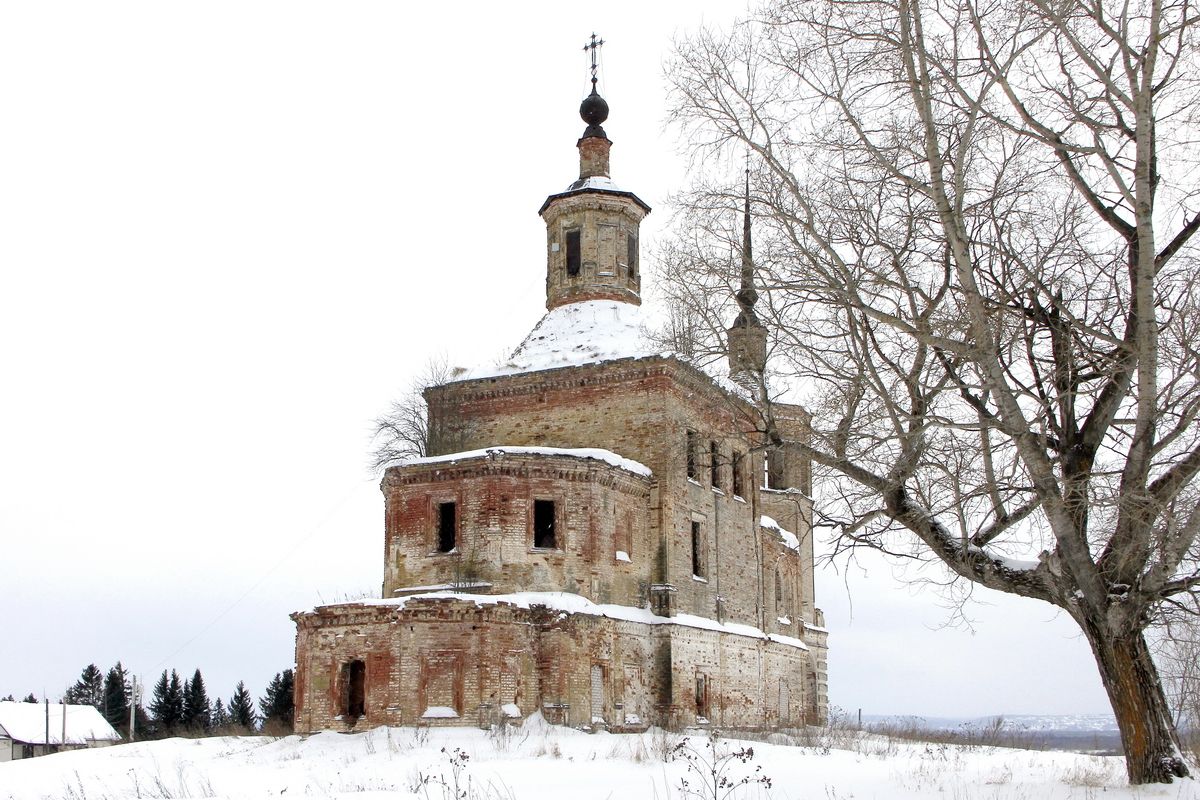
1,715,1197,800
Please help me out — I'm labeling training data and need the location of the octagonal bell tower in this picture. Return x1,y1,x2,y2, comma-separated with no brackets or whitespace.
539,41,651,310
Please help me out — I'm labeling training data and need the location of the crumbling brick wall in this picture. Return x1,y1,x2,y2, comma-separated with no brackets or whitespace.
292,596,819,733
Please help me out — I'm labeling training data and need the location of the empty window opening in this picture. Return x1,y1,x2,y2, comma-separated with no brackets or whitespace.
616,510,633,560
437,501,457,553
775,569,784,616
767,450,786,490
343,659,366,718
732,451,745,497
626,232,638,278
534,499,557,549
695,673,710,719
691,521,705,578
686,430,697,479
566,230,581,276
710,441,720,489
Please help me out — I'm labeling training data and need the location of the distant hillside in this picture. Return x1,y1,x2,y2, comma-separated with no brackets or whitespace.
861,713,1123,754
861,713,1118,732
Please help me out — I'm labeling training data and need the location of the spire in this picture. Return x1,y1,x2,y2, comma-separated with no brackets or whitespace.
735,166,760,323
728,165,768,383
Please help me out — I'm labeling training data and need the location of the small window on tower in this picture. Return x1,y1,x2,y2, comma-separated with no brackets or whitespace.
691,520,706,578
436,501,456,553
626,232,638,278
566,230,581,277
732,451,745,497
534,499,557,549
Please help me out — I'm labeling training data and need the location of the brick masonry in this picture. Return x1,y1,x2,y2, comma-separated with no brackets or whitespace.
293,354,828,733
291,93,827,734
292,597,816,732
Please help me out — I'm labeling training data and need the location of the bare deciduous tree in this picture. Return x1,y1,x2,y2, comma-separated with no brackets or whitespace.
369,355,457,471
1155,618,1200,760
665,0,1200,783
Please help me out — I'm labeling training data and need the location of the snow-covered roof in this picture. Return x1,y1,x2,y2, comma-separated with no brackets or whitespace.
760,514,800,551
538,176,651,215
398,446,652,478
564,175,623,192
466,300,661,380
0,702,120,746
448,297,800,415
343,590,808,651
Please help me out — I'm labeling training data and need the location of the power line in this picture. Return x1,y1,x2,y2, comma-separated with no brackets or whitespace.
144,478,371,676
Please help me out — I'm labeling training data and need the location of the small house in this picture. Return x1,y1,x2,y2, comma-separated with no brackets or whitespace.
0,701,120,761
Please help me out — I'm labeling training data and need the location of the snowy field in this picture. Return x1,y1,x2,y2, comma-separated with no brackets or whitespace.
2,716,1197,800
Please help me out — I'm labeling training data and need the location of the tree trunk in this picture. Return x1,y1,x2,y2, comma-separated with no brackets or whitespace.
1085,624,1190,783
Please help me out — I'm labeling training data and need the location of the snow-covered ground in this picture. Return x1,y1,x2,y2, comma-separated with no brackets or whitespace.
2,715,1196,800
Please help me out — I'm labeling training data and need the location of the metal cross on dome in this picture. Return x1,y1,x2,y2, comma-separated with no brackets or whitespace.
583,33,604,88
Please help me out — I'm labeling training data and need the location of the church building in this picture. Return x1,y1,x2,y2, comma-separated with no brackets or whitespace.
291,47,828,732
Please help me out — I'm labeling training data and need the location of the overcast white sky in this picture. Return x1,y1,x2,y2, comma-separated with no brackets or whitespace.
0,1,1112,719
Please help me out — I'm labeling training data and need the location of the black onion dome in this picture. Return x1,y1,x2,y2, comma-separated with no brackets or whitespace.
579,88,609,139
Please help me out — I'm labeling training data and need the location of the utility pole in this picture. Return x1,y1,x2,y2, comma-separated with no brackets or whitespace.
43,695,49,757
129,676,139,742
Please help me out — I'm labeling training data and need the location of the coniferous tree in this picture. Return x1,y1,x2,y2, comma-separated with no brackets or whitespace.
1,694,13,701
64,664,104,709
167,670,184,728
22,693,37,704
182,669,210,732
149,669,185,734
103,663,130,736
228,681,256,731
259,669,294,733
210,697,230,731
132,705,151,740
149,671,170,734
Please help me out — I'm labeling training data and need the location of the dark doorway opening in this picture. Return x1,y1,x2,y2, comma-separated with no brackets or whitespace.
344,659,366,718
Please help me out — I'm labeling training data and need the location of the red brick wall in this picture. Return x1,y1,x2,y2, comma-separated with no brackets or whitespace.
292,597,817,733
426,358,808,632
381,453,651,604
